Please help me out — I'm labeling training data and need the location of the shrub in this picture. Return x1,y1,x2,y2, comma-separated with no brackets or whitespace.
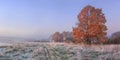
107,31,120,44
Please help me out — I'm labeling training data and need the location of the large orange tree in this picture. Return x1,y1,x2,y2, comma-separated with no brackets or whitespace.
72,5,107,44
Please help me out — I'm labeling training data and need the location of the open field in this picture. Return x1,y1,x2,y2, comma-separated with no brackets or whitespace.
0,42,120,60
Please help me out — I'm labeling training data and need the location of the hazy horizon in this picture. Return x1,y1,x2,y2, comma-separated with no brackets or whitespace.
0,0,120,39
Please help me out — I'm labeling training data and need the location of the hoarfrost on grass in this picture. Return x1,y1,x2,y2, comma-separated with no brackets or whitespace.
0,42,119,60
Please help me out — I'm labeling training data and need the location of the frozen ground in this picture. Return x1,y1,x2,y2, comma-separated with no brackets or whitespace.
0,42,120,60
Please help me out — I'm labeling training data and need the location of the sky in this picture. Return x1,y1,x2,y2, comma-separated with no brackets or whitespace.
0,0,120,39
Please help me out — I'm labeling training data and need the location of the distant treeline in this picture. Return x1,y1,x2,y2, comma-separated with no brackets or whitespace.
51,31,120,44
51,5,120,44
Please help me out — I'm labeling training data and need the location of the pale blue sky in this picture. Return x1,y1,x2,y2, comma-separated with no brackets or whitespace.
0,0,120,39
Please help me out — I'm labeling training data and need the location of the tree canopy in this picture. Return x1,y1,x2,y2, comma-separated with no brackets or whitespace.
72,5,107,44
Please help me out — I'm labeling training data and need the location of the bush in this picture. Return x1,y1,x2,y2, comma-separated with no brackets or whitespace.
107,31,120,44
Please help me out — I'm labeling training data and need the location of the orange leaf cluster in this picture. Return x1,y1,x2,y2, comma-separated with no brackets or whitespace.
72,5,107,44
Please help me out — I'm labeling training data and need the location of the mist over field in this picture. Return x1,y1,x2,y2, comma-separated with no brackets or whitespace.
0,0,120,60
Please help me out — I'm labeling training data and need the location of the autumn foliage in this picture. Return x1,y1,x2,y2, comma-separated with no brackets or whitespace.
52,32,63,42
52,31,75,43
72,5,107,44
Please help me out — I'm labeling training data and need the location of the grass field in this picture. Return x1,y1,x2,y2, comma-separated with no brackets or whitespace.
0,42,120,60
